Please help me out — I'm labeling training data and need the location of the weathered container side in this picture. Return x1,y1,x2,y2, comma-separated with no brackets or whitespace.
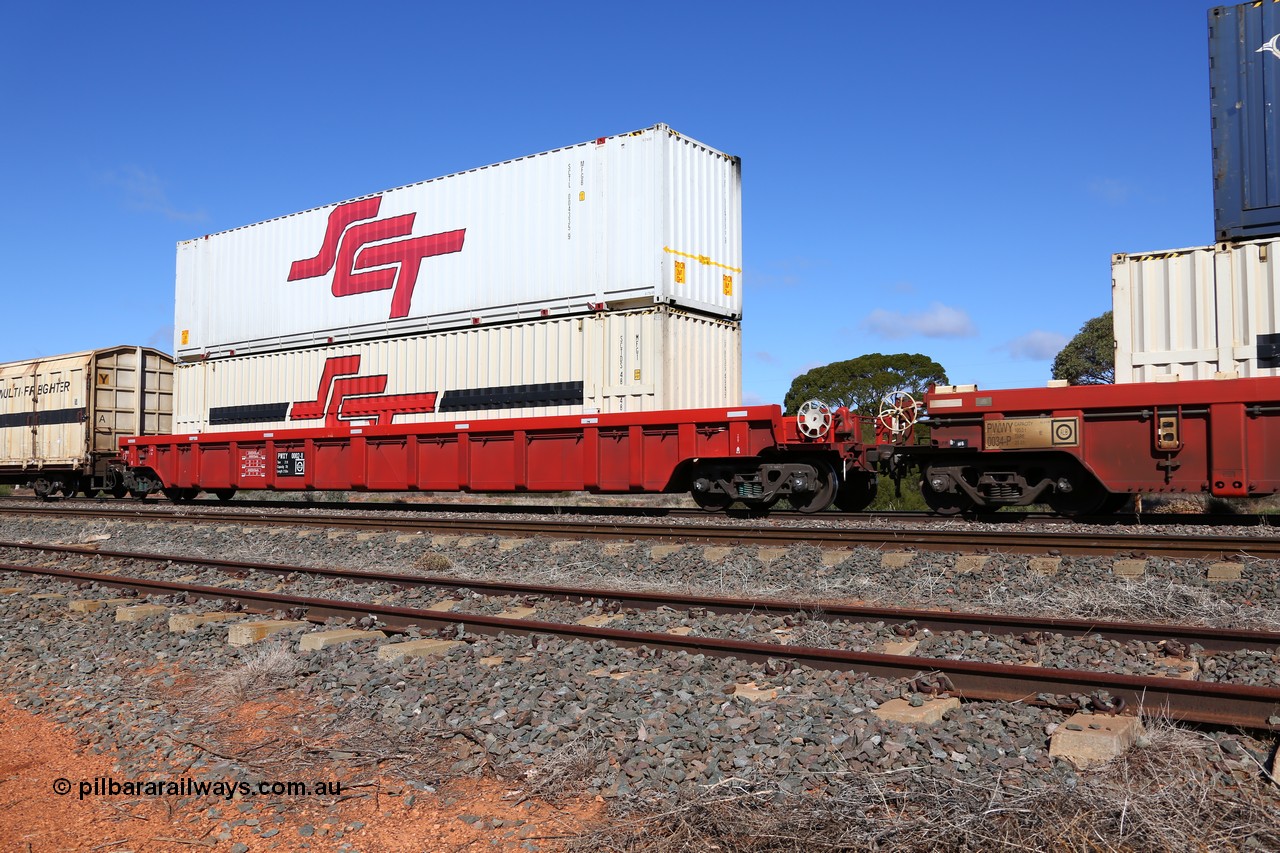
174,307,740,434
1210,2,1280,240
175,124,742,361
1113,238,1280,382
0,347,173,493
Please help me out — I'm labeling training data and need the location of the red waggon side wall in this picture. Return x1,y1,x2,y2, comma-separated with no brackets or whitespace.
924,377,1280,498
121,406,797,494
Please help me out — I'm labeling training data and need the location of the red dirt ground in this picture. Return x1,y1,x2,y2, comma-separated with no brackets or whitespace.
0,695,604,852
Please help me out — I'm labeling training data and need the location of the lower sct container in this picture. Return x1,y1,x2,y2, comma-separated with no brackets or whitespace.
174,307,741,433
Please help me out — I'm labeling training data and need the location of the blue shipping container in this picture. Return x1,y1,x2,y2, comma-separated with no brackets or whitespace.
1210,2,1280,240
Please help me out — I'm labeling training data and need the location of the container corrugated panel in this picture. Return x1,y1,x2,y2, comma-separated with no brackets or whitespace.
0,346,174,472
1112,239,1280,382
174,307,741,433
1210,3,1280,240
175,124,742,361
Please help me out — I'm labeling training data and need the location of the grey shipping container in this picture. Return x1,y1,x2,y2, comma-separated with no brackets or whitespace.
1210,2,1280,240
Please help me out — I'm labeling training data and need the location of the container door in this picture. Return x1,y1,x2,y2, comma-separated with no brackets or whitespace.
31,359,87,466
90,347,175,450
598,311,656,413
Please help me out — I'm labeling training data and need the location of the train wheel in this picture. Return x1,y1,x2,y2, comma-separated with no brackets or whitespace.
82,488,102,499
1047,483,1108,517
787,463,838,514
691,489,733,511
110,484,128,499
1097,493,1133,515
164,488,200,503
214,489,237,502
32,478,53,501
741,495,780,516
833,474,878,511
920,469,973,516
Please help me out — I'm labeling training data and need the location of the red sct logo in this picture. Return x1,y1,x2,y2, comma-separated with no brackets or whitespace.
287,197,466,319
289,355,437,427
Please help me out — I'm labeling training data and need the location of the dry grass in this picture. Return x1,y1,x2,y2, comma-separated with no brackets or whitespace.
205,643,300,702
519,727,608,801
413,551,454,573
983,574,1280,631
579,715,1280,852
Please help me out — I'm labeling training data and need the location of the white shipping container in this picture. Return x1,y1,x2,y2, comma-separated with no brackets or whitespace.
175,124,742,361
175,307,741,433
1112,238,1280,382
0,346,173,482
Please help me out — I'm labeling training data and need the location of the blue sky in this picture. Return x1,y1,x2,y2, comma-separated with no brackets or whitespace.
0,1,1215,407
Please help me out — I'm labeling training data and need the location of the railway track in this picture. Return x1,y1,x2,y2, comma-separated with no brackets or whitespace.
2,493,1276,527
3,548,1278,730
4,539,1275,654
2,500,1279,558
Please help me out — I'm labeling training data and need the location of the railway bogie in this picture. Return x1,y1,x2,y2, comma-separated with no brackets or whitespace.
914,454,1117,516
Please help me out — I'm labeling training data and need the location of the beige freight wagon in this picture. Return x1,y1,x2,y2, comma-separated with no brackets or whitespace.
0,346,173,497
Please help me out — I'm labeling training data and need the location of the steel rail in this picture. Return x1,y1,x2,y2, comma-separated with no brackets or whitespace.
5,562,1278,730
2,503,1279,558
4,493,1276,528
1,494,1274,528
8,540,1279,654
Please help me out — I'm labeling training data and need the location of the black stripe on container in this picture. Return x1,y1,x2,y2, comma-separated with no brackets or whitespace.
1257,333,1280,369
0,407,86,429
208,402,291,426
436,381,584,412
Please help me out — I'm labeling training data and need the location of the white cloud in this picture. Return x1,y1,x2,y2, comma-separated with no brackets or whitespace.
1001,330,1069,360
748,256,826,290
101,166,208,223
861,302,976,339
147,325,175,349
1088,177,1133,205
742,391,768,405
750,350,778,364
794,360,825,376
